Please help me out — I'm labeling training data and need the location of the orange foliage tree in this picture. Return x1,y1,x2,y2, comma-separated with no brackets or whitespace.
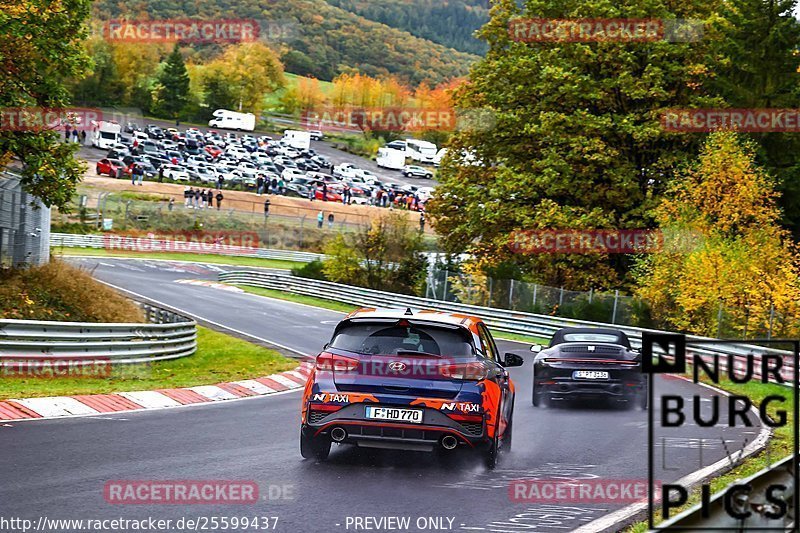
635,131,800,337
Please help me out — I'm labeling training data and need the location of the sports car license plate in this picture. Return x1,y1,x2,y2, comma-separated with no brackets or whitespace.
365,406,423,423
573,370,610,380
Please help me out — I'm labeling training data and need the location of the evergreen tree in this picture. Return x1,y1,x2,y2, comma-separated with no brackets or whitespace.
712,0,800,235
153,44,190,120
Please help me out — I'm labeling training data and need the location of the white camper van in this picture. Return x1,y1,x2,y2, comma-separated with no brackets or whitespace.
376,147,406,170
208,109,256,131
433,148,448,167
283,130,311,151
405,138,438,164
91,121,122,150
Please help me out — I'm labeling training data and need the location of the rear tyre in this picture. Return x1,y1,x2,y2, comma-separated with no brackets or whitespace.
639,389,648,410
532,376,541,407
503,411,513,452
300,430,331,461
484,435,499,470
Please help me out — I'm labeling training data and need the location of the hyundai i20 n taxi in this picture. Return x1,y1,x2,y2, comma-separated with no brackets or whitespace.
300,308,523,468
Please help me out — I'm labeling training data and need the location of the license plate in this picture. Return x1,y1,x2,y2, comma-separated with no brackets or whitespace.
365,406,423,423
573,370,610,380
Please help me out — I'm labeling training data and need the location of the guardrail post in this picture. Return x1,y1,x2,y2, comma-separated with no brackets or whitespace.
611,290,619,324
588,288,593,303
532,284,537,310
509,280,515,309
442,269,449,301
717,303,724,338
558,286,564,307
488,277,493,307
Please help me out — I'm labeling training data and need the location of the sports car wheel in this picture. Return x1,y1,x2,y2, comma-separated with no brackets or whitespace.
484,435,499,470
300,430,331,461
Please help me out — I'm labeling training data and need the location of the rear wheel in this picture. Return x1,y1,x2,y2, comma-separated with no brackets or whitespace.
484,434,499,470
532,375,542,407
300,430,331,461
502,411,513,451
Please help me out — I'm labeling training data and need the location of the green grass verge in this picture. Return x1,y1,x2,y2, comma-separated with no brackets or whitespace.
52,246,304,270
624,377,795,532
0,326,298,400
236,284,358,314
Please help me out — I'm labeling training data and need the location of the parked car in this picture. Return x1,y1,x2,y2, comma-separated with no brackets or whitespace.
282,168,307,182
310,155,332,168
402,165,434,179
161,164,190,181
309,130,324,141
96,158,126,178
295,158,320,172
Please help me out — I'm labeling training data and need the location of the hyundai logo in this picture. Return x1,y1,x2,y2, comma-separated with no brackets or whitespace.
388,361,407,372
587,346,595,352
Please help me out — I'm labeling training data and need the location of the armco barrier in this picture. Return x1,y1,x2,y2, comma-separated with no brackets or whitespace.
657,455,796,531
0,303,197,365
218,270,796,385
49,232,325,263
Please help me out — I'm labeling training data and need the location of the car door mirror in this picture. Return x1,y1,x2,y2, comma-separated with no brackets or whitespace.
530,344,543,353
503,353,524,367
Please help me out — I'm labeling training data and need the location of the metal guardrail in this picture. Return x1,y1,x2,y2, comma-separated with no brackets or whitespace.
0,303,197,365
218,270,796,384
50,232,325,263
657,455,796,531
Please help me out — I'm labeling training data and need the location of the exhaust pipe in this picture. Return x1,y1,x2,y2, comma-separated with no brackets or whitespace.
441,435,458,450
330,427,347,442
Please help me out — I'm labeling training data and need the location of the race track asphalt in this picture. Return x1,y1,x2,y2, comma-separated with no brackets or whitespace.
0,258,763,533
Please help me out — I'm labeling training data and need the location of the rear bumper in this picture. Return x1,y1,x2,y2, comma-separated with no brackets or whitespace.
303,404,488,452
536,378,645,399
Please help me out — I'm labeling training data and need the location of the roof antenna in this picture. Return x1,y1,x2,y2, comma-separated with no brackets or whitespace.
404,307,413,316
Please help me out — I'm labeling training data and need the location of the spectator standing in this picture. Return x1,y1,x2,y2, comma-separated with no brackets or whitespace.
194,188,201,208
308,186,315,201
342,185,350,204
80,130,87,145
64,125,71,142
206,189,213,209
327,212,334,229
278,178,285,195
271,177,278,194
322,182,328,201
158,166,164,183
317,210,324,229
264,198,270,218
72,128,79,143
184,187,191,207
215,191,224,210
168,197,175,211
217,175,224,190
419,212,425,233
256,175,264,195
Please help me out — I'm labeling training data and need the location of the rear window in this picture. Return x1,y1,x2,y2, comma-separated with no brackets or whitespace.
330,322,475,358
562,333,621,343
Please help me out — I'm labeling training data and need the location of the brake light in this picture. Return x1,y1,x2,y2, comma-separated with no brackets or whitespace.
439,362,488,380
315,352,359,372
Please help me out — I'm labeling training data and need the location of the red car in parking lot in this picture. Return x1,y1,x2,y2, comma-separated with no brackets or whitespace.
96,158,126,178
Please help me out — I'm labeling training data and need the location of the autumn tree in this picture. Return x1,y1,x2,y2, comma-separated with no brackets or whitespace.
201,42,285,117
427,0,724,289
0,0,92,209
635,131,800,337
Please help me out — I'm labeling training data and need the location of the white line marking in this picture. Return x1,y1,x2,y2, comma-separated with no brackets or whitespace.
117,391,181,409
